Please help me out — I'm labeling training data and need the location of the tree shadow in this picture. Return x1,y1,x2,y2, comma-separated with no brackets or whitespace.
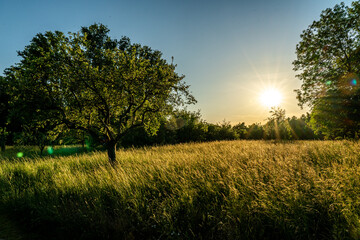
0,145,99,161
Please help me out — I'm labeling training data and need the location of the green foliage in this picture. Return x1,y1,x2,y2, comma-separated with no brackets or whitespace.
14,124,59,155
119,109,208,147
1,141,360,239
206,121,238,141
119,108,319,146
309,89,360,139
120,110,240,147
264,107,289,140
232,122,247,139
287,114,319,140
172,110,208,142
0,77,10,152
5,23,195,163
245,123,265,139
293,1,360,138
293,2,360,106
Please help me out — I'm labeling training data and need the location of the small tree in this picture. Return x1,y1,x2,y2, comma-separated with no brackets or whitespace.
6,24,195,164
264,107,290,140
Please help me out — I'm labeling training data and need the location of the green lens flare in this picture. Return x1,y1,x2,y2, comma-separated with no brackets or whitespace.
47,146,54,155
17,152,24,158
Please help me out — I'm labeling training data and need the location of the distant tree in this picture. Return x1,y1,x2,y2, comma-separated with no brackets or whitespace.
286,114,319,140
293,2,360,137
264,107,290,140
173,110,208,143
119,110,209,147
5,23,195,164
233,122,247,139
15,124,59,155
246,123,264,139
206,121,238,141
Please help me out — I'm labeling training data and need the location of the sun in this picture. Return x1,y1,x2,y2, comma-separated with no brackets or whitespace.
259,88,283,108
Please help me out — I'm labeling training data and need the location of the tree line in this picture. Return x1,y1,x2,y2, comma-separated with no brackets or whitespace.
120,108,322,148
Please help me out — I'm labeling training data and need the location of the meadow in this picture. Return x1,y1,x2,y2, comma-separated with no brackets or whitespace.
0,140,360,239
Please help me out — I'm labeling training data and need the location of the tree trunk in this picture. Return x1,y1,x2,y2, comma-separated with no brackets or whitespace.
39,146,44,156
82,132,85,148
107,140,117,166
38,141,46,156
0,134,5,152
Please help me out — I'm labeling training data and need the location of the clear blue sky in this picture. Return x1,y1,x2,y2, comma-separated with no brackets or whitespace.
0,0,354,124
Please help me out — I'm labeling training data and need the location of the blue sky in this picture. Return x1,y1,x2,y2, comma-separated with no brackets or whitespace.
0,0,354,123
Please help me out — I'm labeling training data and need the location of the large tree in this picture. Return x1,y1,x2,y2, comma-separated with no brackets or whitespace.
293,2,360,137
6,24,195,164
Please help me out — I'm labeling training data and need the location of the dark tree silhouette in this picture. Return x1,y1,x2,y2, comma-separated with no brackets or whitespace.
0,76,9,152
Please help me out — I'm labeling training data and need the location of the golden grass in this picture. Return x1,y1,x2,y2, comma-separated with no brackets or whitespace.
0,140,359,239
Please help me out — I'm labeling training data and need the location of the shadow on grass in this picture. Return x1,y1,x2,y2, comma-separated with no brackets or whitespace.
0,145,100,161
0,214,25,240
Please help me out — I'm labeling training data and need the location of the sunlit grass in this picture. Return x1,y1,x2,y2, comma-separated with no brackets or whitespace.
0,141,360,239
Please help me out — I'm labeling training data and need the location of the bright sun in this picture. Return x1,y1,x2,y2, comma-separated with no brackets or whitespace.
259,88,283,108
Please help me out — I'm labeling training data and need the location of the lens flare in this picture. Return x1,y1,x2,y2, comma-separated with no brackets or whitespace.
47,146,54,155
17,152,24,158
351,79,357,86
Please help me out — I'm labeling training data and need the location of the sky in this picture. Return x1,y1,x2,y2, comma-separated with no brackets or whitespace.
0,0,354,124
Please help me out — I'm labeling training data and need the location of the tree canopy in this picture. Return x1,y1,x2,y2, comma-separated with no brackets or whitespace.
5,23,196,163
0,76,10,151
293,2,360,138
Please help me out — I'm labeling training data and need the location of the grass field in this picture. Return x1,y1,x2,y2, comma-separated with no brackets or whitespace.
0,140,360,239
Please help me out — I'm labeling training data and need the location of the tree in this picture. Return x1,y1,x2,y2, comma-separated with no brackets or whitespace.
0,76,10,151
172,110,208,143
15,124,58,155
309,89,360,139
232,122,247,139
6,23,195,164
246,123,264,140
264,107,290,140
286,114,319,140
293,2,360,107
293,2,360,137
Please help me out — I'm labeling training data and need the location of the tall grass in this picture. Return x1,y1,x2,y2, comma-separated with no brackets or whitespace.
0,140,360,239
